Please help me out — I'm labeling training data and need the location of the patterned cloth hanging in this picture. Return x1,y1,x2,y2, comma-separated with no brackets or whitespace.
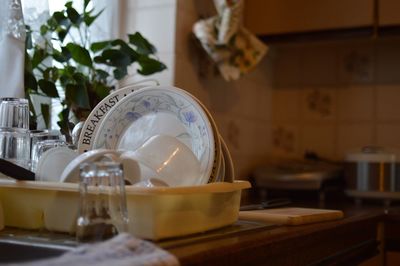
193,0,268,81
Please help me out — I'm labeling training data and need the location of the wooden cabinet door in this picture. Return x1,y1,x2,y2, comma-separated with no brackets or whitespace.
244,0,374,35
379,0,400,26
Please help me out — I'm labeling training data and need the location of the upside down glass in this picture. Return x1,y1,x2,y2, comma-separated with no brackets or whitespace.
0,127,29,168
0,98,29,129
76,160,129,242
30,133,66,172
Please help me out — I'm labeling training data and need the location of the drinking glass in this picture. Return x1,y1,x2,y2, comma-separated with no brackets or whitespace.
76,160,129,242
0,98,29,129
29,130,64,171
30,139,67,172
0,127,29,168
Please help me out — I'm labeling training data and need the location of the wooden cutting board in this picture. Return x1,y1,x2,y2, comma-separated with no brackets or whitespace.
239,207,344,225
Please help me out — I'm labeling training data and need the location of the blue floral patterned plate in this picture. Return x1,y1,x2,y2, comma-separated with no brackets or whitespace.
92,86,215,185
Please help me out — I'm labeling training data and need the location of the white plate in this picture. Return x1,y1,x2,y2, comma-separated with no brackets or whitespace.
220,135,234,182
77,80,158,154
181,90,222,183
215,150,225,182
92,86,215,185
35,147,78,182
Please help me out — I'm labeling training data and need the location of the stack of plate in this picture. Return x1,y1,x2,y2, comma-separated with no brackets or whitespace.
77,85,234,186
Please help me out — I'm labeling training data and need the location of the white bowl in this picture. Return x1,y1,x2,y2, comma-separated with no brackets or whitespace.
60,149,120,183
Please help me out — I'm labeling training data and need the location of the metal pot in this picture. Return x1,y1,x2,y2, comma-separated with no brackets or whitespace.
344,146,400,200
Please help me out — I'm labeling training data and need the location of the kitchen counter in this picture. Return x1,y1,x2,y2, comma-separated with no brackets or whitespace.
1,204,399,265
162,205,388,265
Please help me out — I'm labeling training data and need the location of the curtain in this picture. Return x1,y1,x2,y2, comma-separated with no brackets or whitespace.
0,0,25,98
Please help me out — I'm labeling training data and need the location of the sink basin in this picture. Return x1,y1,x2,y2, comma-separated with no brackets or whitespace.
0,239,74,263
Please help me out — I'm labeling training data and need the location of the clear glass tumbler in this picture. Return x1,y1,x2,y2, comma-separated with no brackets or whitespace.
29,131,65,172
76,160,129,242
0,98,29,129
0,127,29,169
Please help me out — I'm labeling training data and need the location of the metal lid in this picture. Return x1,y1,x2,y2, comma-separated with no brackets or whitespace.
345,146,400,163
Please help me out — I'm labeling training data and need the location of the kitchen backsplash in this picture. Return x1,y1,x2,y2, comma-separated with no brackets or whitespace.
125,0,400,179
272,38,400,161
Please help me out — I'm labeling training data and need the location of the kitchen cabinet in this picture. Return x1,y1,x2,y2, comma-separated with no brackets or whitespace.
244,0,374,36
379,0,400,26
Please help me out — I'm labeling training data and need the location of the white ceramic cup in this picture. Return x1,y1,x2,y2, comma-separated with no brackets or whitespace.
120,135,201,187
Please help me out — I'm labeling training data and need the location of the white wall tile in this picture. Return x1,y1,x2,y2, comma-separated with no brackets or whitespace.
337,41,374,84
271,124,300,157
376,39,400,83
300,124,336,159
300,44,338,86
273,45,302,87
125,5,176,54
127,0,176,9
376,124,400,149
272,88,300,122
300,88,337,122
337,85,374,122
376,84,400,122
336,123,374,159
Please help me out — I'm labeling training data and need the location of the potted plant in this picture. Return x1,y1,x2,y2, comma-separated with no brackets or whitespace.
24,0,166,141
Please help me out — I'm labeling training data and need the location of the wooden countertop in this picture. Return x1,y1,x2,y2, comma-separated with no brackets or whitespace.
1,203,399,265
160,205,394,266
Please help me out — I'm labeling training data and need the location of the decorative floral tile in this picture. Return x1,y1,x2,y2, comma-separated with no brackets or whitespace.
272,125,296,153
304,89,334,118
339,48,374,83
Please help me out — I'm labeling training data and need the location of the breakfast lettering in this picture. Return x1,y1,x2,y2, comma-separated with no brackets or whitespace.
81,94,120,145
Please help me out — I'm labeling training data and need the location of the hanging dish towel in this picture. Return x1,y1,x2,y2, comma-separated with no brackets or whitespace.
0,0,25,98
193,0,268,81
12,233,180,266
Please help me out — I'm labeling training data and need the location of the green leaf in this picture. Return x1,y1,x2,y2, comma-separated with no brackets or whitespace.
53,11,70,27
67,7,82,25
31,48,47,68
73,72,87,85
95,69,109,80
24,71,38,91
40,103,51,128
93,56,107,64
84,0,91,9
57,28,68,42
57,107,73,142
113,67,127,80
137,56,167,75
90,41,111,53
38,79,59,97
83,9,103,26
46,17,58,30
65,1,73,8
111,39,139,61
43,67,59,82
39,25,47,35
59,74,72,87
128,32,156,55
65,83,90,109
100,49,131,67
93,82,110,99
66,43,92,67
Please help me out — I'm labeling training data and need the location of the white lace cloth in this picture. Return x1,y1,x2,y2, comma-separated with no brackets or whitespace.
0,0,25,98
12,233,180,266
